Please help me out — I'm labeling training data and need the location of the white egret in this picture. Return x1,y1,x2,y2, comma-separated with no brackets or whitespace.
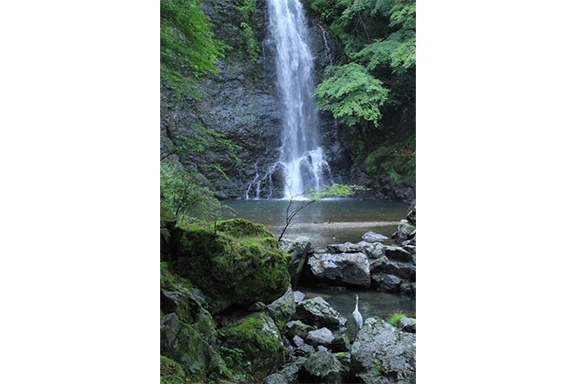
353,294,363,331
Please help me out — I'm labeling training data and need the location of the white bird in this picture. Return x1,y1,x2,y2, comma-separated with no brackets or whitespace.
353,294,363,331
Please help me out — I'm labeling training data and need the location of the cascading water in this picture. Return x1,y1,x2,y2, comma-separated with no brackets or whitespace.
266,0,332,199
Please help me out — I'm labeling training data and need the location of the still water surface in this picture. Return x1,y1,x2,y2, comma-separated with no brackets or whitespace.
221,198,410,248
299,286,416,339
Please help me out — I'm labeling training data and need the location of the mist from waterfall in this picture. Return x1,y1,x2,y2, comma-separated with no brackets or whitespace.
266,0,332,199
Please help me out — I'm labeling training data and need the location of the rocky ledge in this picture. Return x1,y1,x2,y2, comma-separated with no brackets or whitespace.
281,204,416,297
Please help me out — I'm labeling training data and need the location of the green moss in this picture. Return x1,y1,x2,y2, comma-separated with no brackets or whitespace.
374,361,382,376
215,218,274,238
160,356,190,384
160,262,178,290
170,219,291,313
219,313,284,381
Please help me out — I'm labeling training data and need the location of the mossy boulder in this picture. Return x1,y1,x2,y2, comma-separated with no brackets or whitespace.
161,313,228,382
170,219,291,313
160,356,188,384
219,312,285,381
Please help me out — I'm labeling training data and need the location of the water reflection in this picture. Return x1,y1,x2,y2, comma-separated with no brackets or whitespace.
221,199,410,248
299,286,416,339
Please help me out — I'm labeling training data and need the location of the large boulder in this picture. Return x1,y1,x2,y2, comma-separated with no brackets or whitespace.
351,317,416,384
169,219,291,313
307,252,371,288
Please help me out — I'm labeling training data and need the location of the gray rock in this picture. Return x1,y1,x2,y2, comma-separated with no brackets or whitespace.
306,327,335,347
267,286,296,324
292,335,315,356
362,231,389,242
372,273,402,293
285,320,312,340
307,252,371,288
384,245,413,263
351,317,416,384
279,237,311,285
293,296,347,330
393,219,416,244
292,290,306,303
264,373,288,384
326,242,365,253
399,317,416,333
266,356,307,384
370,258,415,281
331,333,351,353
303,350,347,384
364,242,387,259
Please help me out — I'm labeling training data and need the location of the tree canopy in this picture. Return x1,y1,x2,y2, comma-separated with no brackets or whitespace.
310,0,415,132
314,63,388,127
160,0,228,100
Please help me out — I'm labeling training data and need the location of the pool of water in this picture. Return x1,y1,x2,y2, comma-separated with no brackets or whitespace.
220,198,411,248
299,286,416,338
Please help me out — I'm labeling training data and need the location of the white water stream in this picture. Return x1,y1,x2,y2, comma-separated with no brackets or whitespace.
266,0,332,199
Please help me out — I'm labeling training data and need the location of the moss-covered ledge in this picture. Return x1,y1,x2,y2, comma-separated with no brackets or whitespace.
169,218,291,313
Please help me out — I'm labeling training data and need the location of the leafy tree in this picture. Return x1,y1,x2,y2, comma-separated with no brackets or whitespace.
314,63,389,128
160,0,228,100
310,0,415,130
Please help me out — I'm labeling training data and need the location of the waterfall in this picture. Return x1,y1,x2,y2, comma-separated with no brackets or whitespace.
266,0,332,199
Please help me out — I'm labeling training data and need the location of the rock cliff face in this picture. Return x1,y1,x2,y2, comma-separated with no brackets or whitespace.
161,0,354,199
161,0,412,200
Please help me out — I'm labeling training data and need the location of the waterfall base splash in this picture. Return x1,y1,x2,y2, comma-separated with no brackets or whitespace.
246,147,333,200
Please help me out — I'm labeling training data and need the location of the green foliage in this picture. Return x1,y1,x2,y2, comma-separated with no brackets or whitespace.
240,23,260,63
161,123,241,162
305,183,368,202
310,0,415,140
354,30,415,73
236,0,256,18
160,162,230,224
310,0,340,20
236,0,260,63
314,63,389,127
386,311,407,327
160,0,228,100
363,136,415,185
218,346,252,375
